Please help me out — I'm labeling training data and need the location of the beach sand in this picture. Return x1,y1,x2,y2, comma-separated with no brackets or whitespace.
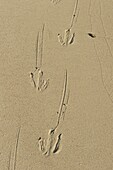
0,0,113,169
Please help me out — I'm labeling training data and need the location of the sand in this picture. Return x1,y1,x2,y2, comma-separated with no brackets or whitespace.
0,0,113,169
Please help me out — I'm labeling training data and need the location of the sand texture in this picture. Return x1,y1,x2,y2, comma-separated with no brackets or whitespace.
0,0,113,169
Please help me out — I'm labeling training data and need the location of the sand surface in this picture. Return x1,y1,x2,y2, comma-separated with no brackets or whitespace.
0,0,113,169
